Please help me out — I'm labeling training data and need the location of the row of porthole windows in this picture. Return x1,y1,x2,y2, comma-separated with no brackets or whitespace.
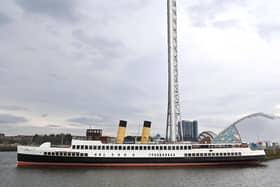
44,152,88,157
185,152,242,157
72,145,191,151
150,153,175,157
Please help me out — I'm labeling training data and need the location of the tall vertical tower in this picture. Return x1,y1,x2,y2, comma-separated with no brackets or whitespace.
166,0,182,142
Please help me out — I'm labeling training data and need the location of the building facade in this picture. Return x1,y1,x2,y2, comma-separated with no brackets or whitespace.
180,120,198,142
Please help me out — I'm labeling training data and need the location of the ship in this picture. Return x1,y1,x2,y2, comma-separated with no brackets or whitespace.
17,120,266,167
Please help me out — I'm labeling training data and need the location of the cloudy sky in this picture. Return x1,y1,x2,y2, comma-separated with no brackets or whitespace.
0,0,279,137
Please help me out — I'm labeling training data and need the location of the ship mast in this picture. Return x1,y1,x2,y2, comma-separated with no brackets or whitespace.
166,0,182,143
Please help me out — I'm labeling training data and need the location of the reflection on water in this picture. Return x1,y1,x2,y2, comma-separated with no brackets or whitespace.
1,152,280,187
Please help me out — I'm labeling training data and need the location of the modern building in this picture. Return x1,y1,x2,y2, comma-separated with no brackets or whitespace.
198,131,217,144
86,129,102,140
180,120,198,142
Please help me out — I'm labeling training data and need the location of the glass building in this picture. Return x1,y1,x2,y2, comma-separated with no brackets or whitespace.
180,120,198,142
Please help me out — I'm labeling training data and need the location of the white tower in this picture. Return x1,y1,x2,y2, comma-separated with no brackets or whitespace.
166,0,182,142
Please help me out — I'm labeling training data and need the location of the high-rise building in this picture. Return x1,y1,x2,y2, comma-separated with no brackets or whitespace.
181,120,198,142
86,129,102,140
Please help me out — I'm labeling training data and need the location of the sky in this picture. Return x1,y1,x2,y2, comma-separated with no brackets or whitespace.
0,0,279,137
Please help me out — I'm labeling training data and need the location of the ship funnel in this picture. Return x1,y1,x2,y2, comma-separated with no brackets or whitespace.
116,120,127,144
141,121,151,144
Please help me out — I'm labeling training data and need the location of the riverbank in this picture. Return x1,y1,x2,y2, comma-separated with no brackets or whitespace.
265,148,280,160
0,144,17,151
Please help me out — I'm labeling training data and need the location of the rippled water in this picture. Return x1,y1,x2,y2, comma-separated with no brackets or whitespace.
0,152,280,187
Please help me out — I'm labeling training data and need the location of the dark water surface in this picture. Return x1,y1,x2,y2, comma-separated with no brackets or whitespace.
1,152,280,187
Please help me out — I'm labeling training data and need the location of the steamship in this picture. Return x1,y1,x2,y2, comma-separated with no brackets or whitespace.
17,120,266,167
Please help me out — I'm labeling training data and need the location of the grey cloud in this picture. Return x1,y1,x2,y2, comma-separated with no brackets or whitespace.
257,23,280,40
47,124,60,128
0,105,28,111
0,114,28,124
212,19,241,29
186,0,245,28
72,29,125,59
68,116,104,126
0,12,12,25
14,0,77,21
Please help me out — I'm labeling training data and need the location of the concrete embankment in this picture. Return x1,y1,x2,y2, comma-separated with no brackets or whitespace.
0,144,17,152
265,148,280,160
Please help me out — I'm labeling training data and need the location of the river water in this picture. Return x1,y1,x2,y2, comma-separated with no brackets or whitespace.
0,152,279,187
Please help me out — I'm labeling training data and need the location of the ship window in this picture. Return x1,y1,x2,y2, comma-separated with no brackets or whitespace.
81,145,84,149
200,153,203,157
164,146,167,150
176,146,179,150
168,146,171,150
119,146,122,150
239,152,241,156
77,153,80,156
99,153,102,156
81,153,84,157
63,152,67,156
44,152,47,155
89,145,92,150
132,153,135,157
184,146,187,150
151,146,155,150
216,153,219,156
85,145,88,150
72,145,76,149
184,153,188,157
160,146,163,150
85,153,88,157
101,146,105,150
114,146,118,150
156,146,159,150
227,153,230,156
188,153,191,157
147,146,150,150
139,146,143,150
76,145,80,149
98,146,101,150
135,146,139,150
123,146,126,150
143,146,146,150
220,153,223,156
68,152,71,156
110,146,114,150
224,153,227,156
172,146,175,150
208,153,211,156
234,152,238,156
127,146,130,150
131,146,134,150
180,146,183,150
192,153,195,157
118,153,120,156
93,146,96,150
188,146,192,150
72,152,75,156
204,153,207,156
196,153,199,157
124,153,127,157
106,146,109,150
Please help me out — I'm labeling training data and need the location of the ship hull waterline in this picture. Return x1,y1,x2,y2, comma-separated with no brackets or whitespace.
17,154,265,167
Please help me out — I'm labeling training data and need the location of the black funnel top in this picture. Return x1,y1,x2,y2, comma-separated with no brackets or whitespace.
143,121,151,128
119,120,127,127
